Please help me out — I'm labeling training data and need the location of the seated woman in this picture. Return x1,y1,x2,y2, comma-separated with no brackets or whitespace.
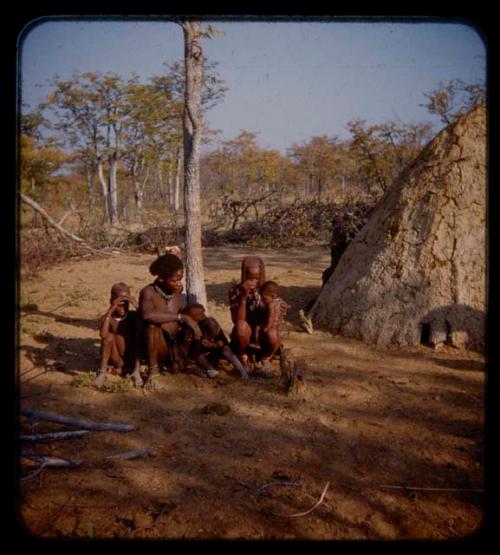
228,256,287,377
138,253,201,390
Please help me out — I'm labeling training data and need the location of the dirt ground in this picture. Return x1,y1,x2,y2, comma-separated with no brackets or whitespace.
17,246,485,540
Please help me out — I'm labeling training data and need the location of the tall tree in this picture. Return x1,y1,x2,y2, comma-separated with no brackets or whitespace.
421,78,486,126
181,19,208,307
42,71,127,225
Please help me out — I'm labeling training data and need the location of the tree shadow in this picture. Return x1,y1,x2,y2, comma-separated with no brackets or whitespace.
17,344,485,539
19,336,100,373
20,308,98,332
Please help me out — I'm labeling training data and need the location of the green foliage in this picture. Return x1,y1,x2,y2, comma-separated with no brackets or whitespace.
346,119,433,195
70,372,131,393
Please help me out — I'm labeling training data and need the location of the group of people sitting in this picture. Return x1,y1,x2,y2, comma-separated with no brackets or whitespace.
93,253,288,390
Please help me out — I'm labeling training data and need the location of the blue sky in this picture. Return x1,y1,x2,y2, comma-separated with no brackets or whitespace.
19,18,486,153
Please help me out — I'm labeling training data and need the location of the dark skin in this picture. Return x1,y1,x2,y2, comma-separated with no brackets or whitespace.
230,266,261,369
184,306,249,379
255,289,285,369
93,289,143,389
230,265,286,371
139,269,201,390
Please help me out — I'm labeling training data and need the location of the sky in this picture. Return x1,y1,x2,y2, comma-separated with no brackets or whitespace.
18,17,486,154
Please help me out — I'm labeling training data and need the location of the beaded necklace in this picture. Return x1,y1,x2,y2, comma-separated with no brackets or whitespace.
153,283,175,302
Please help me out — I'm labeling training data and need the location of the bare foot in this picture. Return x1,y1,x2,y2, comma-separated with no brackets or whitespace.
92,371,107,389
132,371,144,388
144,368,160,391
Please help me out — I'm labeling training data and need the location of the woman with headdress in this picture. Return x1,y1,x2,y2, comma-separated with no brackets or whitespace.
138,253,201,390
228,256,286,376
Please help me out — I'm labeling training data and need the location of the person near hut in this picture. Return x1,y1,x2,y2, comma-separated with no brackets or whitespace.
253,280,288,373
228,256,287,377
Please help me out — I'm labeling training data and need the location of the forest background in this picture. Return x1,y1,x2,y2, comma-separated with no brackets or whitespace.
18,19,486,276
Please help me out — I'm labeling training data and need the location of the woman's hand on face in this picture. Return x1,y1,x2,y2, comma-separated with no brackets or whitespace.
241,278,258,297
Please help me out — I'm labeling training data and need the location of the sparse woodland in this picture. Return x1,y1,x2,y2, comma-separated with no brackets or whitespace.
19,40,484,279
17,22,487,540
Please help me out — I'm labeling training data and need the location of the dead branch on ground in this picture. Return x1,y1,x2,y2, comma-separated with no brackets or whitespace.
379,484,484,493
21,408,136,432
271,481,330,518
20,192,118,256
20,430,90,443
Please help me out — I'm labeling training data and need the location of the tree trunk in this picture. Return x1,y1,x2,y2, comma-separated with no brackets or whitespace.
168,165,174,208
97,157,110,224
86,163,96,210
181,19,208,309
108,152,119,224
30,177,41,228
175,146,182,213
157,159,164,201
134,165,148,225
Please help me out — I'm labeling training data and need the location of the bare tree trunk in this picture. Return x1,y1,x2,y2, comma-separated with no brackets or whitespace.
182,19,208,309
168,165,174,208
108,152,119,225
134,165,148,224
86,163,96,210
175,146,182,213
97,157,110,224
30,177,41,228
157,159,164,201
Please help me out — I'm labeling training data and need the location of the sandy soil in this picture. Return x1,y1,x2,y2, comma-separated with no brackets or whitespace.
17,246,485,540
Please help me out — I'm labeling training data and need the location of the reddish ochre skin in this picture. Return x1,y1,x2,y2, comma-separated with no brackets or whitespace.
94,287,143,388
229,257,285,368
139,270,201,384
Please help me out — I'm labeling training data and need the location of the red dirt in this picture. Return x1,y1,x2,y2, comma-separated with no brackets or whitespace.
17,247,485,540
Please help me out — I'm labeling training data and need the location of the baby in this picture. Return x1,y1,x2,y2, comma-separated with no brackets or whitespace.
253,280,288,375
180,303,249,379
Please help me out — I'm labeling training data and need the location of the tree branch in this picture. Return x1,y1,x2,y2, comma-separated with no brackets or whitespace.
20,192,116,255
21,408,135,432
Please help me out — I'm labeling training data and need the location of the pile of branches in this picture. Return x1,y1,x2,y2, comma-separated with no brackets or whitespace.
19,228,93,279
202,200,375,248
125,225,184,253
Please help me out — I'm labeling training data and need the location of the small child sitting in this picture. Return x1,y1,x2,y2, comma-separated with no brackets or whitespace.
180,303,249,379
253,280,288,376
93,282,143,389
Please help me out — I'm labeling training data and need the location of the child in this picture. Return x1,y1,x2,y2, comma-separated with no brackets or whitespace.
180,303,249,379
253,280,288,377
93,282,143,389
228,256,266,372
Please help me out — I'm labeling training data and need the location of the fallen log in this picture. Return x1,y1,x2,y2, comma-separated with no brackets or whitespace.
20,430,90,443
20,192,118,256
21,408,135,432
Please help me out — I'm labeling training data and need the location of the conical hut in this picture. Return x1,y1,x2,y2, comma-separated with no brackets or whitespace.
310,105,486,352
